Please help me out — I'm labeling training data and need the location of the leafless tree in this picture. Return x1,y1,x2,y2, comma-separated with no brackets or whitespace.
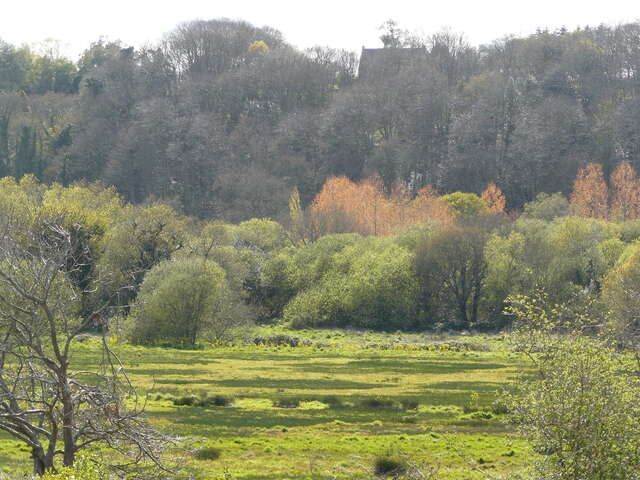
0,216,173,475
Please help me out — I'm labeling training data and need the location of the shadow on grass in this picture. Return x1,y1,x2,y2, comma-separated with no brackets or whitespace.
424,381,505,392
153,378,382,390
294,359,508,375
128,367,212,376
151,406,408,432
417,389,498,406
148,390,500,435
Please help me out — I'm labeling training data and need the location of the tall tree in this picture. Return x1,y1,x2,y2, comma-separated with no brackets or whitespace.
610,161,640,220
414,227,488,328
481,183,507,213
571,163,609,219
310,176,451,237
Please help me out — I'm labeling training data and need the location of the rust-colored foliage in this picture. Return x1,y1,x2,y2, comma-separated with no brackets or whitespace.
310,176,453,237
610,161,640,220
481,183,506,213
570,163,609,219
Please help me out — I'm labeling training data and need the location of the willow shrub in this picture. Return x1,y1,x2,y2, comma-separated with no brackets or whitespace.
130,257,228,347
283,242,420,331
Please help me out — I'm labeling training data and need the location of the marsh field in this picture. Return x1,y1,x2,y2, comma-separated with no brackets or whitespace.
0,329,530,479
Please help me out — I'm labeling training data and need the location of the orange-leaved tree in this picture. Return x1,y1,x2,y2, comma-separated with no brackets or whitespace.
310,176,452,237
570,163,609,219
610,161,640,220
407,186,454,227
481,183,506,214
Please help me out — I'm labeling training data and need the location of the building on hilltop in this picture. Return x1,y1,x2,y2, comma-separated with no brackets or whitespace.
358,47,428,81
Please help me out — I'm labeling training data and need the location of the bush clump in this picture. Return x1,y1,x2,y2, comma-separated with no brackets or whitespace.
130,258,229,348
322,395,345,408
273,397,301,408
282,243,421,331
469,411,493,420
462,404,479,414
199,394,234,407
174,394,234,407
360,398,396,409
253,334,311,347
173,395,198,406
373,456,408,477
194,447,222,461
491,401,510,415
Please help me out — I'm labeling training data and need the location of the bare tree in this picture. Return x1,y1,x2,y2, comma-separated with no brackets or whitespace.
0,216,172,475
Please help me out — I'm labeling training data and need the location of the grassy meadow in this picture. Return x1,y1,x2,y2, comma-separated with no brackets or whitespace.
0,329,532,479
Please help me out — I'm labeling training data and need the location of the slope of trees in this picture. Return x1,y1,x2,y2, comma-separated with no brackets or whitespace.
2,20,640,221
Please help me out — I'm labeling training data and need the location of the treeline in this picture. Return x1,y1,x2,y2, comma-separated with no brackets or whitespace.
2,20,640,220
268,173,633,332
3,173,640,345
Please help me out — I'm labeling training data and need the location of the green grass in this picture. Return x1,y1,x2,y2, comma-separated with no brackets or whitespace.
0,328,533,479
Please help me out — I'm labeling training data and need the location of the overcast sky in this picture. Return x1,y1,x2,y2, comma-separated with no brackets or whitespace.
2,0,639,59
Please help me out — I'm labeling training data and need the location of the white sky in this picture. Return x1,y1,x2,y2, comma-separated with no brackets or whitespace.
2,0,639,59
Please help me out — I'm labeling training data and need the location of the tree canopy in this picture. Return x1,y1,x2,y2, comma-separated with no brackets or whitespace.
2,20,640,221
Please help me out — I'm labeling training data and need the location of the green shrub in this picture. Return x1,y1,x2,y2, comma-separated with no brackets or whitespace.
469,410,493,420
199,394,234,407
174,394,234,407
321,395,344,408
506,320,640,479
261,233,362,318
440,192,489,218
359,398,396,409
233,218,289,253
284,241,420,331
194,447,222,461
414,226,488,329
273,397,301,408
130,257,229,347
373,456,408,476
97,204,187,309
491,401,510,415
42,454,109,479
620,219,640,242
173,395,198,406
462,404,478,414
521,192,569,221
604,241,640,346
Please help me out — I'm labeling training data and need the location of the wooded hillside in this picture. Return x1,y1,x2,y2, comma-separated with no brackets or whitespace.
1,20,640,220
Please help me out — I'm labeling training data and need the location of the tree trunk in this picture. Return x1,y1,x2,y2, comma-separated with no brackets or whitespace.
61,378,76,467
62,403,75,467
458,297,469,327
32,448,49,476
470,274,482,326
33,458,46,476
470,288,480,326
